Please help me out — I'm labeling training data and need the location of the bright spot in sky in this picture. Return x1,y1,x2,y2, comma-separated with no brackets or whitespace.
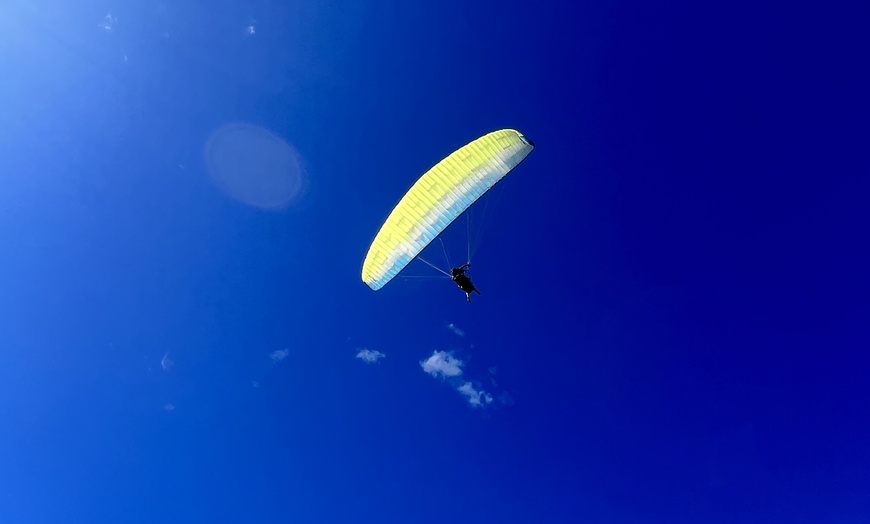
204,123,306,209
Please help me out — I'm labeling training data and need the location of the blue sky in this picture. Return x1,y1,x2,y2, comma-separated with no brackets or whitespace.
0,1,868,522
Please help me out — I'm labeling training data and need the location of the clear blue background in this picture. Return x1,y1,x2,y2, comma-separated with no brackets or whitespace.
1,1,868,522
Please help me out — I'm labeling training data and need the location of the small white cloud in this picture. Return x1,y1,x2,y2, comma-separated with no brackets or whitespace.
161,352,174,371
457,382,493,407
420,351,504,409
99,13,117,32
252,381,260,388
244,17,257,36
163,403,176,411
420,350,463,378
356,348,385,363
446,323,465,337
270,348,289,362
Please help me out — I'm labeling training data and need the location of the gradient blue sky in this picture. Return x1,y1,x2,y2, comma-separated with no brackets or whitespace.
1,1,868,522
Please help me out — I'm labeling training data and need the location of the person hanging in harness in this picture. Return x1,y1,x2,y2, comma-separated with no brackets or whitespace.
451,263,481,302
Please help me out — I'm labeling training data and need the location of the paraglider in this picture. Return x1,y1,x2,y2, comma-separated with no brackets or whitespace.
361,129,535,300
450,263,480,302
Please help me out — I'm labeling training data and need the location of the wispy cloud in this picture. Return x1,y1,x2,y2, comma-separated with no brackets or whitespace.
356,348,385,364
497,392,514,406
458,382,494,407
270,348,289,362
488,366,498,387
163,403,176,411
420,350,505,409
420,350,463,378
98,13,117,32
446,323,465,337
161,352,174,371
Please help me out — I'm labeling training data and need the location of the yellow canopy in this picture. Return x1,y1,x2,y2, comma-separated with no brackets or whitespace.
362,129,534,291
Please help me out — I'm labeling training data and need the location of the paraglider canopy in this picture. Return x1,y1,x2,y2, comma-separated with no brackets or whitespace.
361,129,534,291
